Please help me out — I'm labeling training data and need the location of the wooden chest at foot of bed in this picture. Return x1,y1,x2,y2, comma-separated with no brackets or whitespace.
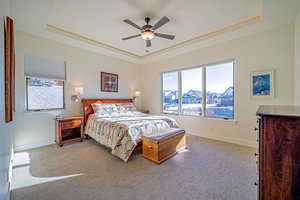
142,129,186,164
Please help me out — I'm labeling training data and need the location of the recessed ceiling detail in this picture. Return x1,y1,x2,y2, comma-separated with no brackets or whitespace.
11,0,264,59
47,24,142,59
47,15,260,59
13,0,300,63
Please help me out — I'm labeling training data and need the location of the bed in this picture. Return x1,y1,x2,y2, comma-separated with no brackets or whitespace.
82,99,179,162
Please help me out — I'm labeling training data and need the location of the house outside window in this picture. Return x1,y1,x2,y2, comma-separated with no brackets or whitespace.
162,72,179,114
162,60,234,119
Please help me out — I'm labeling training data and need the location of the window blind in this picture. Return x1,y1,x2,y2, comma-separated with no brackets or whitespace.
24,54,66,80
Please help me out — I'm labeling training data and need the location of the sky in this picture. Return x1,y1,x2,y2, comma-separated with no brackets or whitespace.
163,62,233,94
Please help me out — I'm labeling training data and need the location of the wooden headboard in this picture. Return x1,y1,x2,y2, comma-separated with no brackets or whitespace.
81,99,133,126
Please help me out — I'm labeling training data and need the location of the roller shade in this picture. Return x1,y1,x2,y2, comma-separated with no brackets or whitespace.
24,54,66,80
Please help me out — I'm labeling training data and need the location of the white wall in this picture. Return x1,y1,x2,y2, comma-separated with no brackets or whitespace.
0,1,14,200
12,31,141,151
295,12,300,104
141,24,294,147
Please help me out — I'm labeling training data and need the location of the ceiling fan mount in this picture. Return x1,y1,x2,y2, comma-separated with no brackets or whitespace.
144,17,151,25
122,16,175,48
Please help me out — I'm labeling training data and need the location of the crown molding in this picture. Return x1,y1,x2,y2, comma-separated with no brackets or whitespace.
47,24,143,59
144,15,260,58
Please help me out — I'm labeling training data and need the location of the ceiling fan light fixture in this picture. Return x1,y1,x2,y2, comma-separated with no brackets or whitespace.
122,16,174,47
141,30,154,40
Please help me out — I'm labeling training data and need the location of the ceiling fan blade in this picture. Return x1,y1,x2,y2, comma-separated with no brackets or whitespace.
153,16,170,30
122,34,141,40
123,19,142,30
146,40,151,47
154,33,175,40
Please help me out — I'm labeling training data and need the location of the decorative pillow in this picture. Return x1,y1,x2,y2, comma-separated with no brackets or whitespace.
116,103,137,112
91,103,118,115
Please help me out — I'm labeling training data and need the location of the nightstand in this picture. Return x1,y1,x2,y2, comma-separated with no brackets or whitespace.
55,116,84,147
139,109,150,114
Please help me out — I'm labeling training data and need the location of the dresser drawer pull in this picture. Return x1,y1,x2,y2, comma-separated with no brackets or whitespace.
254,182,258,186
254,127,258,131
254,153,258,157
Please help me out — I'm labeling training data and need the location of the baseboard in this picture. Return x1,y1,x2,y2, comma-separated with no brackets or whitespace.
186,129,257,148
14,139,55,151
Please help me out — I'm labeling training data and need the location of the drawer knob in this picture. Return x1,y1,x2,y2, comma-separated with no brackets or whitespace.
254,182,258,186
254,127,258,131
254,153,258,157
148,146,153,149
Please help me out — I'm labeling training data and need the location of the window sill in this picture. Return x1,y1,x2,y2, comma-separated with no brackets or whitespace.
161,112,238,124
24,109,65,114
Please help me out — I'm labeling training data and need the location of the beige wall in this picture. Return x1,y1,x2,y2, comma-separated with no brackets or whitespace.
141,24,294,147
295,12,300,104
12,31,142,151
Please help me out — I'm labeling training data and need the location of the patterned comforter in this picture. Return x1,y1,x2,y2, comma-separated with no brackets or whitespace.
84,112,178,162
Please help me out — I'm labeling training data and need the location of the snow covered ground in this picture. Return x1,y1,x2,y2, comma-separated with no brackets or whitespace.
27,86,64,110
164,103,233,118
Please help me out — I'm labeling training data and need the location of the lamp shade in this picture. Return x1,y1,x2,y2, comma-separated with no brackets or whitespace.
74,87,83,95
134,91,141,97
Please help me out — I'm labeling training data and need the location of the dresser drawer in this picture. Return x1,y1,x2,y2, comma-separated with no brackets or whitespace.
62,120,82,129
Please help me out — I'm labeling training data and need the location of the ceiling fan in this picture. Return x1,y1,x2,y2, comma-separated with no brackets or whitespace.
122,16,175,47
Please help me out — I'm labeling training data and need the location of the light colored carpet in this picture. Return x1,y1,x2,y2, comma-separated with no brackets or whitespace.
11,135,257,200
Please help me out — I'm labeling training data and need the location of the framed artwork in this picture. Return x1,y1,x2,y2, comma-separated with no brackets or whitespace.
4,16,15,123
101,72,118,92
250,69,274,98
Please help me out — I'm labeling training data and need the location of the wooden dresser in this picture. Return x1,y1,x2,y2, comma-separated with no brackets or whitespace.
55,116,84,147
256,105,300,200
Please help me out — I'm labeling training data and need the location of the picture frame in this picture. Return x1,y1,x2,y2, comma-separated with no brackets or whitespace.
101,72,118,92
250,69,274,99
4,16,15,123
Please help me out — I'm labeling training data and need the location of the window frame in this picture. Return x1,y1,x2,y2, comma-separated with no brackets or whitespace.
161,59,235,120
25,76,66,112
161,71,180,114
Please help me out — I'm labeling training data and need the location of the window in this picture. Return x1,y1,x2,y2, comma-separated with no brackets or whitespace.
24,54,66,111
161,60,234,119
26,77,65,111
162,71,179,114
181,68,202,116
206,62,234,119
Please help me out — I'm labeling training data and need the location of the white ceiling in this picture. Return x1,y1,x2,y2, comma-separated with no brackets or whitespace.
11,0,300,63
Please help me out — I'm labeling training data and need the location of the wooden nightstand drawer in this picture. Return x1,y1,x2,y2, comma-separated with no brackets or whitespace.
62,120,82,129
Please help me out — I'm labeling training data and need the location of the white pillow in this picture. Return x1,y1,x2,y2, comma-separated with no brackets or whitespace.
91,103,118,115
116,103,137,112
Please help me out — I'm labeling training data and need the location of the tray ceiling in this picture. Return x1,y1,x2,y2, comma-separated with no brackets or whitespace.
11,0,300,63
